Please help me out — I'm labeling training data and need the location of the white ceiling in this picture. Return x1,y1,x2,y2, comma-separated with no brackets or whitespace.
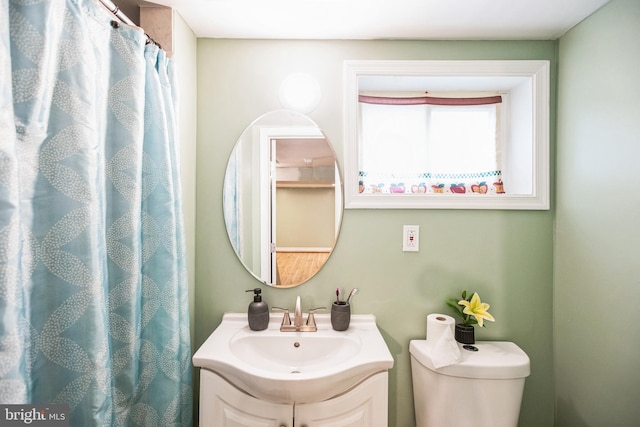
133,0,610,40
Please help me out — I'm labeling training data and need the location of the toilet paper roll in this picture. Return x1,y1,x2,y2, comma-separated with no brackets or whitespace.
426,313,456,342
425,313,461,369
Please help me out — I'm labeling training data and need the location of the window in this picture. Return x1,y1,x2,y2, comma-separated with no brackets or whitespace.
343,60,550,210
359,97,502,195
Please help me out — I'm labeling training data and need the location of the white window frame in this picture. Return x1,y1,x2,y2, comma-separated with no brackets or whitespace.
343,60,550,210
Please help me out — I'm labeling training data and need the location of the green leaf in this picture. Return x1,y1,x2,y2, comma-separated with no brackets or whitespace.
445,298,464,318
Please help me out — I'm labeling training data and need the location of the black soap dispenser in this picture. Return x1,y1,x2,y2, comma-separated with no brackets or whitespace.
246,288,269,331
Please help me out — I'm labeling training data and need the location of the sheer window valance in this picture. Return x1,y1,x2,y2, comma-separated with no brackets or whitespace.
358,94,503,106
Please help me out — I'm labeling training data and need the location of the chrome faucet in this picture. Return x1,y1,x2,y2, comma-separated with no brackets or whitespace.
293,296,303,328
273,296,325,332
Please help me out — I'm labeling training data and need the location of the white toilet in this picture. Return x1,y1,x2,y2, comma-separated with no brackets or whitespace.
409,340,530,427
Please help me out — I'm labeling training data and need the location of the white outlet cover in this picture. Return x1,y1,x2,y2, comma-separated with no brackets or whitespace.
403,225,419,252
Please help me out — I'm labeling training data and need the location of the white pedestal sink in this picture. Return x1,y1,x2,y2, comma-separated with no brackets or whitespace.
193,312,394,404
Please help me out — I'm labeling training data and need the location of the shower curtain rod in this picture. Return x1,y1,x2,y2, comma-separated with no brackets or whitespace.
98,0,161,47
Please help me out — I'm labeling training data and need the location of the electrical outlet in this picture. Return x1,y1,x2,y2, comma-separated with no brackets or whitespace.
403,225,419,252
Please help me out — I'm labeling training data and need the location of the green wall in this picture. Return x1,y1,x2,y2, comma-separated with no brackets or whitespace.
196,40,556,427
556,0,640,425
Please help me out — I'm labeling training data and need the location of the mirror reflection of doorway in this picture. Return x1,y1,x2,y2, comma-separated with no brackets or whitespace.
275,181,335,286
270,136,337,287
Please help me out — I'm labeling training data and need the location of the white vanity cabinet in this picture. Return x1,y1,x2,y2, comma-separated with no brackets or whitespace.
193,314,394,426
199,369,389,427
295,371,388,426
200,370,290,426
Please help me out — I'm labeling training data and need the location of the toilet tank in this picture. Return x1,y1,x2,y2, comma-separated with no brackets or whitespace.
409,340,530,427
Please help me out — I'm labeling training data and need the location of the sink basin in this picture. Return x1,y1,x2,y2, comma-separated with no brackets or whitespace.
230,333,361,373
193,312,394,403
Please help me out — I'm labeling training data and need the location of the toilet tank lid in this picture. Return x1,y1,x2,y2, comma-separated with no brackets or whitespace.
409,340,531,379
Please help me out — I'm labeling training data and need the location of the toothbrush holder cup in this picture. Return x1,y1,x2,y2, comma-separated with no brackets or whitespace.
331,301,351,331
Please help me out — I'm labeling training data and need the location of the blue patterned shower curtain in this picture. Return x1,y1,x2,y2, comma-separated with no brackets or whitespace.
0,0,192,425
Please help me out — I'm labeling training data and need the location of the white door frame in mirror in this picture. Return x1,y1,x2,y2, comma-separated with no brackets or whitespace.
343,60,550,210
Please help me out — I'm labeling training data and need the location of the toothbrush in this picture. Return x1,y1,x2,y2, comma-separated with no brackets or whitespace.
346,288,359,303
336,287,341,303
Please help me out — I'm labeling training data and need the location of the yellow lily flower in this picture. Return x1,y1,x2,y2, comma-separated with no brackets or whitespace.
458,292,495,327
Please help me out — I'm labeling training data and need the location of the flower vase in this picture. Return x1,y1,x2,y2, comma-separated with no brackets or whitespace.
455,323,475,344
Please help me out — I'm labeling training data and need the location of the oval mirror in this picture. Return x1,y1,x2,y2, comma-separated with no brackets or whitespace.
223,110,343,287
